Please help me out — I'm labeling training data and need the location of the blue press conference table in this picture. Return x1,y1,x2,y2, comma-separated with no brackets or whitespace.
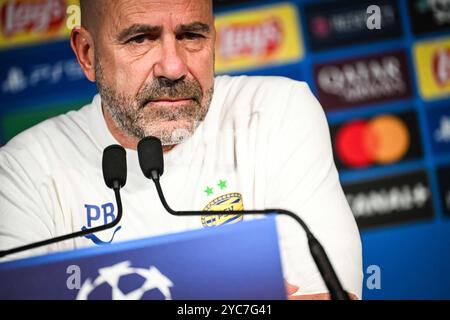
0,217,286,300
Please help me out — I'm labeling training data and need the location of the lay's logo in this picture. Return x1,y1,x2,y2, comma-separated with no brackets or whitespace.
414,37,450,100
218,18,282,59
432,47,450,87
0,0,78,49
214,3,304,73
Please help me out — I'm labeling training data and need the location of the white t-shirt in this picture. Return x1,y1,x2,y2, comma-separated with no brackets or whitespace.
0,75,363,297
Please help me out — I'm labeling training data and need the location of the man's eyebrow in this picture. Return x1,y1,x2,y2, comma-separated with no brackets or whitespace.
117,24,162,42
175,22,211,34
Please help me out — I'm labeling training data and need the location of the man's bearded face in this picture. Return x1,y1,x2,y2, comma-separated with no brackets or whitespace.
90,0,216,146
96,58,213,145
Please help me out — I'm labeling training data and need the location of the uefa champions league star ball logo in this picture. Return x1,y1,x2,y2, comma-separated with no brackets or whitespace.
76,261,174,300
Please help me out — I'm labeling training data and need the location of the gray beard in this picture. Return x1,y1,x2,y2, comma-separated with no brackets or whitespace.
95,59,214,146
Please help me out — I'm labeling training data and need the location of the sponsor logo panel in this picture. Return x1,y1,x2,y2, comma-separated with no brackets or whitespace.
304,0,402,52
426,104,450,156
343,170,434,229
414,37,450,100
0,39,95,107
213,0,258,8
0,0,79,49
408,0,450,35
214,3,304,74
314,50,413,110
330,111,423,170
436,165,450,216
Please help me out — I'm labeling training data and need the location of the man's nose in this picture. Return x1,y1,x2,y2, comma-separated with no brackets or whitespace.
153,37,188,81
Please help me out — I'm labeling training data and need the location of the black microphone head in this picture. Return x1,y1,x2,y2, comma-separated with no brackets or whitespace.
137,136,164,179
102,145,127,189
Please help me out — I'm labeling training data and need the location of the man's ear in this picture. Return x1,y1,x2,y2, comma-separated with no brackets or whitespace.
70,27,96,82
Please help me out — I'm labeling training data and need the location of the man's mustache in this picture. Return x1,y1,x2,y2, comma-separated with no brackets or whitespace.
137,78,203,107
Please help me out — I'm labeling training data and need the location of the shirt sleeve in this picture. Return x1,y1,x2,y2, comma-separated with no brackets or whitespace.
264,81,363,298
0,148,55,261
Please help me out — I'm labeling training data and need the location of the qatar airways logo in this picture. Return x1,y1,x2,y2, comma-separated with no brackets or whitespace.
1,0,67,37
218,18,283,59
314,50,412,109
318,57,404,100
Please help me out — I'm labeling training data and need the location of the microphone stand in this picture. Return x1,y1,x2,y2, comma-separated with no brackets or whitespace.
0,144,127,259
149,170,350,300
0,186,123,259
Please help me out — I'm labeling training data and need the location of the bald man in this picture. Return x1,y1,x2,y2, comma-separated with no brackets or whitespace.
0,0,362,300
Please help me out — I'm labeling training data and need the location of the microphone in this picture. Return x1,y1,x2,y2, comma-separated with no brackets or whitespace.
0,145,127,259
137,136,350,300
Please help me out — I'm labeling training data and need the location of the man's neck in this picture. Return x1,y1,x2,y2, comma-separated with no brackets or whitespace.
102,104,175,153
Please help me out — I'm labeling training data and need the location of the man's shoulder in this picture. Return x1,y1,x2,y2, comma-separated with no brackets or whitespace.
214,75,312,111
212,75,315,125
215,75,310,96
0,99,96,162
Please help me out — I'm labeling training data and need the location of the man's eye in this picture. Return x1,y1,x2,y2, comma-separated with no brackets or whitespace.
128,34,148,44
180,32,205,40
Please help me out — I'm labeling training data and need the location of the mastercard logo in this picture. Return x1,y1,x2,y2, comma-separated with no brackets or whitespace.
335,115,410,168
